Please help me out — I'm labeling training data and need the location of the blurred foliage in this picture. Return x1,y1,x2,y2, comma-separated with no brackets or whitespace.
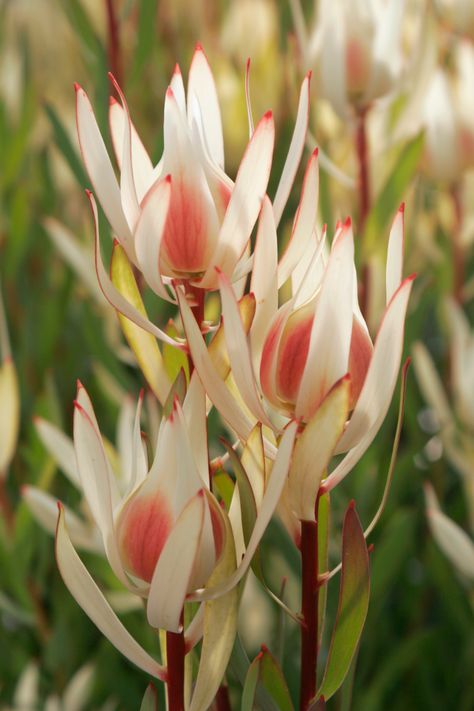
0,0,473,710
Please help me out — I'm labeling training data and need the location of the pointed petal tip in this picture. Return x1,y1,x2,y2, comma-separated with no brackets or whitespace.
173,63,182,76
109,96,118,106
399,202,405,213
246,57,251,70
74,82,81,93
306,70,312,80
194,42,204,53
344,216,352,227
263,110,273,121
312,147,319,157
76,378,84,391
348,499,356,510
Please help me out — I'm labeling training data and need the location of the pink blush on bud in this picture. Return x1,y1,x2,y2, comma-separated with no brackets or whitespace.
118,495,173,583
275,312,313,405
161,178,211,274
348,318,373,409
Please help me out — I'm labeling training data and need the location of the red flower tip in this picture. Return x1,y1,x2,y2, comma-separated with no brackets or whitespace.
165,174,172,184
246,57,251,70
313,147,319,157
407,272,417,283
306,69,313,81
335,219,342,229
57,501,63,513
399,202,405,213
73,82,81,93
113,238,120,247
256,651,264,661
85,188,92,198
76,379,84,391
263,109,273,120
368,543,375,554
173,63,181,76
138,388,145,401
260,644,269,653
166,86,175,99
344,216,352,227
195,42,204,52
109,96,118,106
348,499,356,510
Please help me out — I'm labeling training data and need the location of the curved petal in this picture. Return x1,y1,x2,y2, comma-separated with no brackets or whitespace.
56,506,165,679
177,288,257,446
108,98,154,203
108,74,140,234
324,276,414,490
187,44,224,169
277,148,319,288
34,417,80,487
295,222,354,420
199,111,275,288
188,421,298,601
146,491,206,632
134,176,174,302
273,73,311,226
218,270,272,427
23,487,102,553
386,203,405,303
75,85,133,253
183,373,209,486
250,196,279,368
87,191,184,348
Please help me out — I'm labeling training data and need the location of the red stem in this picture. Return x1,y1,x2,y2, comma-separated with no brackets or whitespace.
355,108,371,318
451,183,464,303
0,476,14,535
356,108,370,231
300,519,319,710
215,684,232,711
105,0,123,86
166,627,185,711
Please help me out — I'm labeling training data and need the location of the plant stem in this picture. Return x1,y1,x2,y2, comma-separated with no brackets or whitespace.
451,183,464,303
166,625,185,711
300,518,319,710
355,107,371,318
0,475,14,536
215,684,232,711
105,0,123,85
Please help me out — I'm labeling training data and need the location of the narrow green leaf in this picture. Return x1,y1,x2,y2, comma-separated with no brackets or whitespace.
221,439,257,545
259,646,294,711
363,132,424,254
130,0,157,83
60,0,104,62
162,369,187,419
140,683,158,711
241,656,260,711
189,509,238,711
45,103,87,187
317,503,370,701
163,321,190,384
317,492,330,646
110,242,170,404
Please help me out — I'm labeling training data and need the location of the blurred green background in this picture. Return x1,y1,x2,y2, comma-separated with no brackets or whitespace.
0,1,473,709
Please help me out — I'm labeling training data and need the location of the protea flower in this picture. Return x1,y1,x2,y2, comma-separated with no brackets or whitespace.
54,375,297,679
179,163,413,523
76,44,310,300
290,0,406,118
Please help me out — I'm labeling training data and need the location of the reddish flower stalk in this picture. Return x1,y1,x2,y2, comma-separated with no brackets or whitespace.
105,0,123,87
166,625,185,711
0,477,14,535
451,183,465,303
356,108,370,232
299,518,319,710
215,684,232,710
355,108,371,317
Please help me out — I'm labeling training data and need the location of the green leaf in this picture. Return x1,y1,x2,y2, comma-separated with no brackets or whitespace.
60,0,104,63
317,492,330,646
212,470,235,511
259,647,294,711
45,103,87,187
363,132,424,255
221,439,257,546
189,508,238,711
242,647,294,711
317,502,370,701
140,683,158,711
130,0,157,83
110,242,170,404
163,320,190,384
241,656,260,711
162,369,187,419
